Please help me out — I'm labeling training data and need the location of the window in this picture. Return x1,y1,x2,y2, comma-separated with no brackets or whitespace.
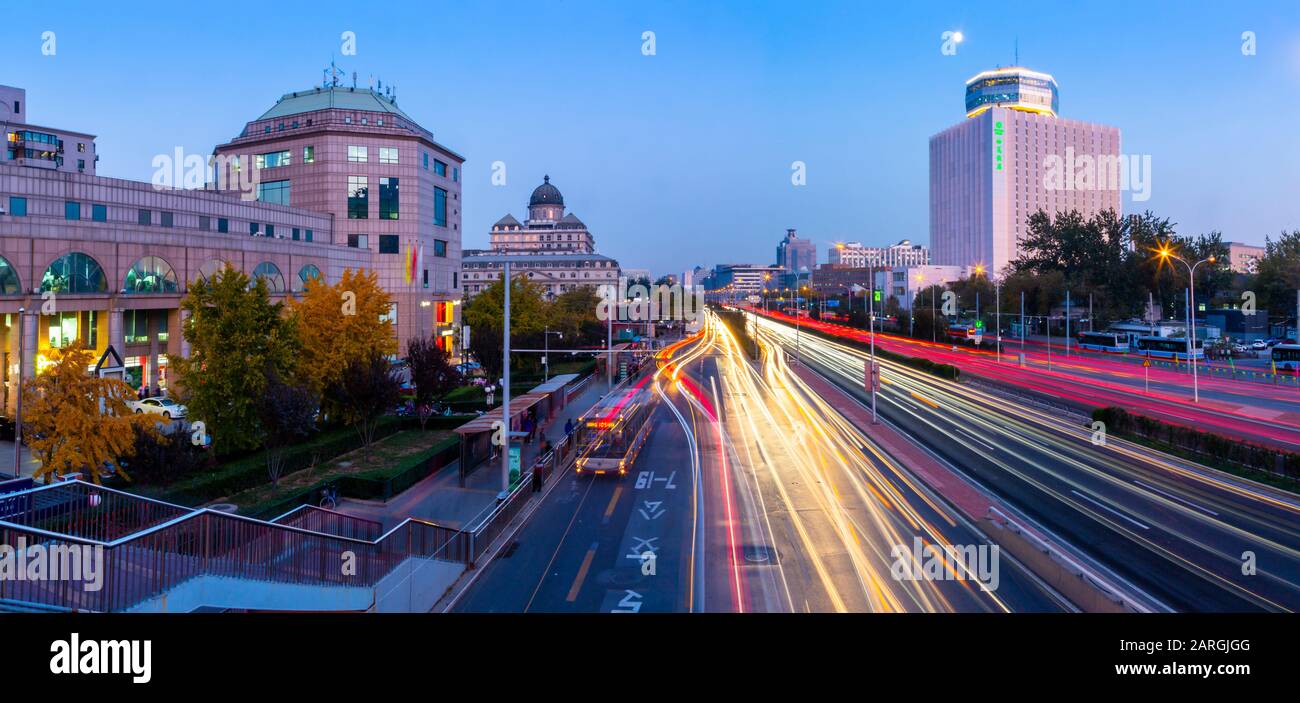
379,177,399,219
258,179,291,206
380,303,397,326
8,196,27,216
297,264,322,291
433,159,447,177
423,269,429,289
434,187,447,226
433,239,448,257
250,222,260,236
453,167,459,182
65,201,81,220
49,311,98,349
217,218,229,233
252,262,286,293
379,234,400,254
41,252,108,293
379,147,399,164
92,204,107,222
266,224,274,238
124,256,178,294
347,234,368,249
305,229,313,242
138,209,151,226
422,152,429,170
0,256,22,294
303,145,315,163
347,145,368,162
77,159,85,171
255,150,291,169
452,272,458,288
347,176,369,219
199,216,210,230
161,211,174,228
292,228,300,241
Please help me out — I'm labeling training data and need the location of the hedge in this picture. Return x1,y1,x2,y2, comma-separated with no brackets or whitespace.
1091,407,1300,481
247,434,461,520
152,414,474,506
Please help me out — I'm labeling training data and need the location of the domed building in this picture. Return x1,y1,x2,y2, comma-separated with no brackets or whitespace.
464,175,619,300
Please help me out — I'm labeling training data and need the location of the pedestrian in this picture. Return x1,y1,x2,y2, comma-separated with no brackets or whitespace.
523,416,534,444
564,418,574,436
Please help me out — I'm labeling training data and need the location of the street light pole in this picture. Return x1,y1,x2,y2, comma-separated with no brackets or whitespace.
1159,247,1216,403
501,262,512,494
13,306,24,478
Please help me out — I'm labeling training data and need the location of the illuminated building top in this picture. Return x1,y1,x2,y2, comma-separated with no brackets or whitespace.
964,67,1059,118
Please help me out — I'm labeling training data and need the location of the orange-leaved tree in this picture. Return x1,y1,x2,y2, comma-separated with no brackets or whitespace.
22,341,164,484
286,267,396,399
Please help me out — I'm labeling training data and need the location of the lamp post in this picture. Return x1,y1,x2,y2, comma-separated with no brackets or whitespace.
542,328,562,381
501,262,512,494
13,306,23,478
1157,246,1217,403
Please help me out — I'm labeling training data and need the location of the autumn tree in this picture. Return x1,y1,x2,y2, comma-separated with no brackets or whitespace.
170,265,299,455
22,341,162,484
286,268,396,401
406,335,461,430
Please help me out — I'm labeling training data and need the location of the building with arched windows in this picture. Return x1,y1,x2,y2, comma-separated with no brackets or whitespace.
0,79,464,414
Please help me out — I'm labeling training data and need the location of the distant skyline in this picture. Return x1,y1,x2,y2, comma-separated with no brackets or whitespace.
4,1,1299,277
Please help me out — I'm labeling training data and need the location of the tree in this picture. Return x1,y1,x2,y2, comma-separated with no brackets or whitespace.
462,275,548,380
287,268,396,399
550,286,606,346
170,264,299,455
407,335,461,430
22,342,162,484
257,372,318,486
326,353,401,449
1254,230,1300,313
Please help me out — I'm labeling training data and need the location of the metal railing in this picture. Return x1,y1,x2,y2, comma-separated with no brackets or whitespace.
0,480,473,612
467,432,575,564
269,505,384,541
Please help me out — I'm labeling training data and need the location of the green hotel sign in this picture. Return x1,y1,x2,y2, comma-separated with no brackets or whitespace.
993,120,1005,171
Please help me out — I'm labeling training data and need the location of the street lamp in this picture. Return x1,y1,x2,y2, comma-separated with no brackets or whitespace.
1157,245,1217,403
542,328,563,381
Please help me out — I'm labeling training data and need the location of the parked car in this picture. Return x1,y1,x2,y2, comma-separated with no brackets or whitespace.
129,397,187,420
1251,340,1269,350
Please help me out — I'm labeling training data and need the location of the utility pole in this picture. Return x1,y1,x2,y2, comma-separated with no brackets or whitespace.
13,306,24,478
1065,290,1071,357
1020,291,1025,357
996,280,1002,364
501,262,512,494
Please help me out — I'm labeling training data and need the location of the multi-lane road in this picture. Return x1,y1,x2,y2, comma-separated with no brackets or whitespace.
453,312,1300,612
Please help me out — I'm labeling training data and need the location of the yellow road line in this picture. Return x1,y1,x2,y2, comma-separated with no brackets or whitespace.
566,544,599,602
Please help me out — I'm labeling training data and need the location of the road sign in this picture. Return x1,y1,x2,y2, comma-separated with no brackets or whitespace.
865,361,880,391
509,445,521,484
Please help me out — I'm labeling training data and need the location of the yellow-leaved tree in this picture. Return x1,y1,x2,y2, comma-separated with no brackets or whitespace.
22,341,164,484
286,268,396,399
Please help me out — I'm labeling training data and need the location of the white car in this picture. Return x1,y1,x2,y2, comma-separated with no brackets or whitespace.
130,397,187,420
1251,340,1268,350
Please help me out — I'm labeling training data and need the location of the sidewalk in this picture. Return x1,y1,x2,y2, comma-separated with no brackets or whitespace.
0,441,39,480
336,375,616,531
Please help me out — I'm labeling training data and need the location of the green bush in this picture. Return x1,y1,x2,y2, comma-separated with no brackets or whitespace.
1092,407,1300,481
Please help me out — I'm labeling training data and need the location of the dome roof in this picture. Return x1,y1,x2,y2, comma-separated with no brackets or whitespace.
529,175,564,207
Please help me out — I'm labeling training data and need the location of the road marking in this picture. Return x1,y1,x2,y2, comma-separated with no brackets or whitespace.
1133,479,1220,516
909,391,939,409
566,542,600,602
1070,489,1150,530
602,485,624,524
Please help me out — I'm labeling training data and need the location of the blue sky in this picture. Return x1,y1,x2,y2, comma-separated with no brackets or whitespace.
5,0,1300,277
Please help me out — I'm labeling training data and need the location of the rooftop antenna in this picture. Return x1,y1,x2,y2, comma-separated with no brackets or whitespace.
368,74,375,89
1014,37,1019,66
352,71,357,89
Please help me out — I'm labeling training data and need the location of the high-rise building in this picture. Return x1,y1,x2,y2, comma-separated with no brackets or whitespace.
776,228,816,274
930,67,1121,275
829,240,930,268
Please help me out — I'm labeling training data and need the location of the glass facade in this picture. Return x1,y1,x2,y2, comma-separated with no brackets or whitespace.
348,176,368,218
379,177,399,219
258,179,292,206
434,186,447,226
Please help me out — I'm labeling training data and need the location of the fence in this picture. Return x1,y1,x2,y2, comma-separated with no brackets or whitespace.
467,432,575,565
0,480,473,612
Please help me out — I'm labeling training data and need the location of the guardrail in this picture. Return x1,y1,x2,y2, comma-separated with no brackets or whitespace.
0,480,472,612
467,432,575,565
269,505,385,541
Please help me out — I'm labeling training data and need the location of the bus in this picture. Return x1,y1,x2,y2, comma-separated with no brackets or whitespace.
575,378,657,476
1272,344,1300,372
1135,336,1203,360
1077,331,1130,353
945,325,979,343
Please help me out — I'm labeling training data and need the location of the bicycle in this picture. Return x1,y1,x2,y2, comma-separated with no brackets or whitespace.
319,484,339,510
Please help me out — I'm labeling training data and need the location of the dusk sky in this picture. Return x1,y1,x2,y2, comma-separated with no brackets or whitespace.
5,0,1300,277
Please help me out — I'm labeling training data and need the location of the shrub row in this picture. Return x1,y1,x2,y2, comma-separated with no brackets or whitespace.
155,414,473,506
248,435,461,520
1092,407,1300,480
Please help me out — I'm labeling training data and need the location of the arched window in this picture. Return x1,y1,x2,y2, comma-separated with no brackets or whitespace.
194,259,228,284
41,252,107,293
124,256,179,294
253,261,285,293
0,257,21,295
296,264,323,291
